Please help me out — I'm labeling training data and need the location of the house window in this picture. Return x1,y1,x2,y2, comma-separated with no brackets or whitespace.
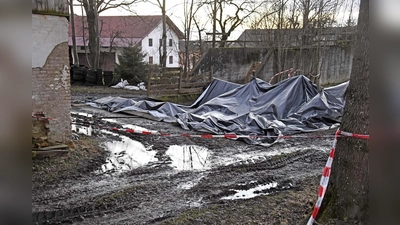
149,38,153,47
149,56,153,64
169,56,173,64
169,39,172,46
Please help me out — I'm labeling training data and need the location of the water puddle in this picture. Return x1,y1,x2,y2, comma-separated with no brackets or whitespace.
72,124,93,136
166,145,210,171
221,182,278,200
100,135,158,173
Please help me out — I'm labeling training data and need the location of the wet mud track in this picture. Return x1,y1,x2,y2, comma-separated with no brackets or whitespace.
32,104,336,224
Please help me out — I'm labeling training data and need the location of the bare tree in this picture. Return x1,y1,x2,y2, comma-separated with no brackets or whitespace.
76,0,142,69
317,0,368,223
193,15,208,55
200,0,263,47
182,0,201,77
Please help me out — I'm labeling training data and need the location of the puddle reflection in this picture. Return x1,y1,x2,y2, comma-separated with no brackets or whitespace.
221,182,278,200
72,124,93,136
101,136,157,173
166,145,209,171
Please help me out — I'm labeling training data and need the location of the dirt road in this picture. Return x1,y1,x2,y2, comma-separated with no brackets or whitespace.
32,87,337,224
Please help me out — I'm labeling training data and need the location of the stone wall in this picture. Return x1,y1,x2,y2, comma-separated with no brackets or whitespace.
32,13,71,146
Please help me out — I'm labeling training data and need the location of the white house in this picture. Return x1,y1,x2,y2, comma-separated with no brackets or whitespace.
69,15,185,71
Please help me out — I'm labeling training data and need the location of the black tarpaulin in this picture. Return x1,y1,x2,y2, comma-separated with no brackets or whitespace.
89,75,348,146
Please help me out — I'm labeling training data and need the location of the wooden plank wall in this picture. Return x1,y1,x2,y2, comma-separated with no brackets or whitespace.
147,67,213,97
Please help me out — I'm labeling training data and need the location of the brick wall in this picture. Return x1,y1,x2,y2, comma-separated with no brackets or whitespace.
32,42,71,145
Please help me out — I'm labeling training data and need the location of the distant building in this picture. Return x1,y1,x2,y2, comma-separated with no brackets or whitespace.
32,0,71,147
69,15,185,70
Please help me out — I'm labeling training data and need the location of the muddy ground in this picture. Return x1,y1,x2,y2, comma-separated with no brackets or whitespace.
32,86,345,225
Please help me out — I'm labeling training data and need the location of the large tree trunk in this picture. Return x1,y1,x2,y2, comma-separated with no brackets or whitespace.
83,0,100,69
318,0,369,223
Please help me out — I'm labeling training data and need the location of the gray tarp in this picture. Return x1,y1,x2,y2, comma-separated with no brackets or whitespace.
90,75,348,146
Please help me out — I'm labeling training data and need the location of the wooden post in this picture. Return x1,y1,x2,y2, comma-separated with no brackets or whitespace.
178,67,183,94
210,65,214,82
147,66,151,97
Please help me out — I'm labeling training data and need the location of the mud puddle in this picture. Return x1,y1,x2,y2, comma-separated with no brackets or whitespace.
221,182,278,200
166,145,210,171
72,124,94,136
100,134,158,174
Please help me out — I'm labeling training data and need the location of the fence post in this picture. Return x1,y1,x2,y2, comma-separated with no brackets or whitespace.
147,66,151,97
210,65,213,82
178,67,183,94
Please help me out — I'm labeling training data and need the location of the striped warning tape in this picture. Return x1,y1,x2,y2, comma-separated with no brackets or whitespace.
72,121,366,141
307,129,369,225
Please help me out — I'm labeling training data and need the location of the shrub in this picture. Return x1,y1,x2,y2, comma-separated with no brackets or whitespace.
114,46,148,85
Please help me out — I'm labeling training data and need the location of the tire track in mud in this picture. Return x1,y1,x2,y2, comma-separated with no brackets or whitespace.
32,163,208,224
32,146,330,224
186,148,329,204
33,108,336,224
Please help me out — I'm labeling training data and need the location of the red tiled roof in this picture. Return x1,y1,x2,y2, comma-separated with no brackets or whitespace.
69,15,184,47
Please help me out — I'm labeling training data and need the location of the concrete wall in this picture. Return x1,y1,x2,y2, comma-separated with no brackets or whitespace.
256,46,353,85
191,45,353,86
32,14,71,146
191,48,269,83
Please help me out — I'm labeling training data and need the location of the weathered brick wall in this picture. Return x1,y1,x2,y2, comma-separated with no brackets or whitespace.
32,42,71,145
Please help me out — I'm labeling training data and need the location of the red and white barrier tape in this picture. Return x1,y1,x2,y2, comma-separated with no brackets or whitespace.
307,129,369,225
73,122,368,141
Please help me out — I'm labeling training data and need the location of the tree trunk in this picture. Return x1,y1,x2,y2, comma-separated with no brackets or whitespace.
218,34,228,48
212,0,217,48
84,0,100,69
301,0,310,46
69,0,79,65
318,0,369,223
161,0,167,69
